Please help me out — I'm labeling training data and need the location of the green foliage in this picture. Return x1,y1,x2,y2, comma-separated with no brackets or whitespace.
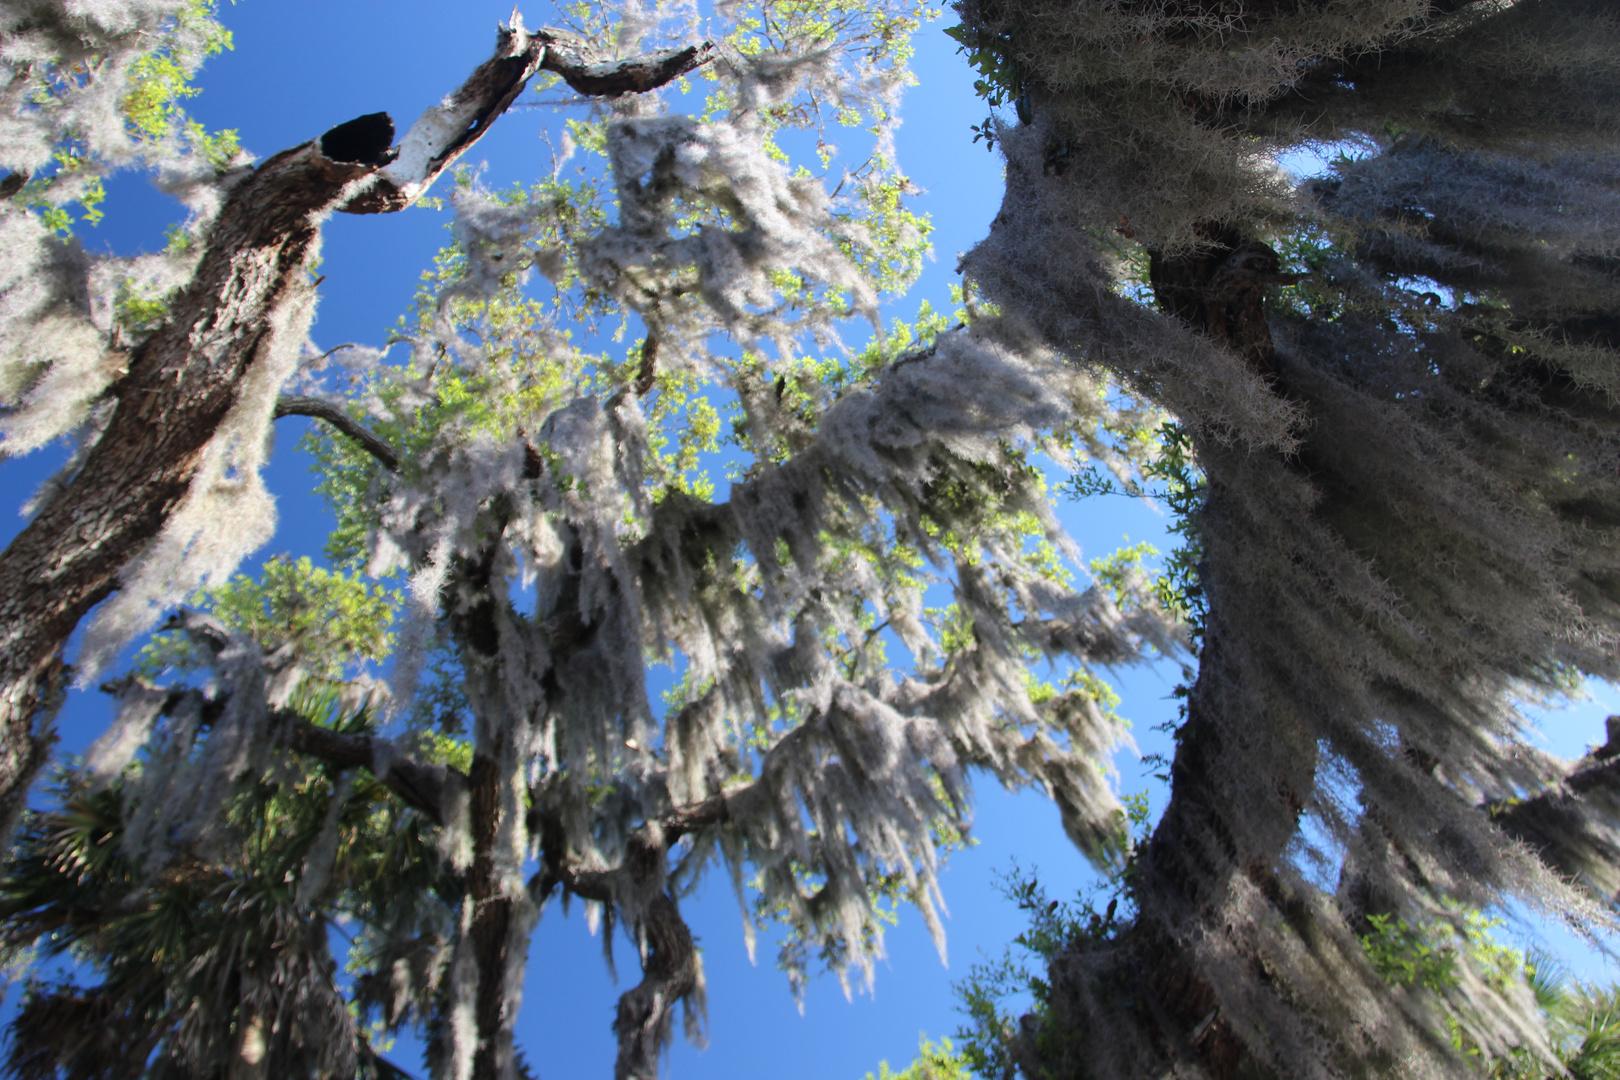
940,22,1027,149
868,1036,974,1080
1355,911,1598,1070
0,735,422,1078
17,151,106,238
1537,984,1620,1080
954,865,1135,1080
111,276,170,333
0,550,451,1078
1063,421,1205,644
118,1,235,148
137,556,397,679
835,163,934,297
1088,540,1159,608
1360,910,1525,997
1361,913,1470,993
21,0,238,239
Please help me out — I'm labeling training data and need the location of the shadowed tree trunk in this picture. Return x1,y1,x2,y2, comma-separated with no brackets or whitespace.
1129,229,1300,1080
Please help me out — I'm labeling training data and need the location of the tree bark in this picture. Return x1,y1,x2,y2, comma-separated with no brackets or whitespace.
0,137,370,841
1490,729,1620,903
225,1006,269,1080
466,749,519,1080
277,708,454,822
0,21,713,841
1124,228,1300,1079
439,537,531,1080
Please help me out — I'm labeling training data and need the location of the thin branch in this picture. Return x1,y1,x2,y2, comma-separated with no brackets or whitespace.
1488,743,1620,901
273,395,401,472
634,331,660,396
313,341,359,363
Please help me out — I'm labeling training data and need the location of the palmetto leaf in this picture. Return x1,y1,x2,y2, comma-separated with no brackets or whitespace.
0,682,443,1079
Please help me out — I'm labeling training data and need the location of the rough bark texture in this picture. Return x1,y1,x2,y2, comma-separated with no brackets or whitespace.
447,542,524,1080
466,750,517,1080
0,22,714,843
610,841,699,1080
0,140,368,841
277,708,453,822
954,0,1620,1076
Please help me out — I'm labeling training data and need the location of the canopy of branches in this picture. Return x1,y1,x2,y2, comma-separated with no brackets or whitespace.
0,2,1618,1080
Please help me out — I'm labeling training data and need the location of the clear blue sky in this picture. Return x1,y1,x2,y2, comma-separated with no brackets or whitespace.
0,3,1615,1077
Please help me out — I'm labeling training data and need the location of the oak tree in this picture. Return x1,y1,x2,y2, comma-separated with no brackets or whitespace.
946,1,1620,1078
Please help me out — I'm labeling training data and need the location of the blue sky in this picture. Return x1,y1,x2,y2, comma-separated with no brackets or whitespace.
1,3,1616,1077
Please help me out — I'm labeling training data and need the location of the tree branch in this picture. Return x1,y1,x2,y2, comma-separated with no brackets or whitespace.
541,816,706,1080
273,708,458,825
613,888,699,1080
538,36,716,98
661,793,728,841
274,395,400,472
1488,735,1620,902
341,22,716,214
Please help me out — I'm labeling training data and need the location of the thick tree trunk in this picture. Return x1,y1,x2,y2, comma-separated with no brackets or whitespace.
1127,228,1300,1079
0,140,368,838
609,847,701,1080
440,538,527,1080
226,1005,269,1080
0,20,713,839
1147,224,1284,382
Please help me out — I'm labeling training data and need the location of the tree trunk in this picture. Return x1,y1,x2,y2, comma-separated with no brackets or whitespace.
226,1005,269,1080
443,538,530,1080
1129,228,1302,1080
466,750,520,1080
1147,224,1283,383
0,138,369,839
610,839,701,1080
